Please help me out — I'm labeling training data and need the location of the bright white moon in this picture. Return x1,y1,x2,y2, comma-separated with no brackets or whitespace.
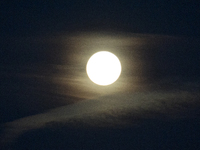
86,51,121,86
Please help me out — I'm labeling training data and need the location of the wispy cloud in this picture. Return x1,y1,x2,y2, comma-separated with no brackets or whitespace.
1,82,199,146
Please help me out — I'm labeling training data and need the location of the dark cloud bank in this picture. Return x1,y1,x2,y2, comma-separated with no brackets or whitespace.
1,83,200,149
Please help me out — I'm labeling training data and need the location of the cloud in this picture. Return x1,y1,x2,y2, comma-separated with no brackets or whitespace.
1,82,199,146
1,32,200,148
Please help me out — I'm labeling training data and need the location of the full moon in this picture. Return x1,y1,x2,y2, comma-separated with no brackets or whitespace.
86,51,122,86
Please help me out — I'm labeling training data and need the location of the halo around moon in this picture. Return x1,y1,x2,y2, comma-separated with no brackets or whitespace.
86,51,122,86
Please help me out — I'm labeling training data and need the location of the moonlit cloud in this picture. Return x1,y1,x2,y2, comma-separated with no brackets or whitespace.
1,32,200,149
1,79,199,145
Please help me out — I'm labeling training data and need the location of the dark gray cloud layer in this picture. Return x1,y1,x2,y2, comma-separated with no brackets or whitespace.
1,81,199,146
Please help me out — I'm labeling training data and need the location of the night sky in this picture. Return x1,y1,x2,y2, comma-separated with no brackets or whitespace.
1,1,200,150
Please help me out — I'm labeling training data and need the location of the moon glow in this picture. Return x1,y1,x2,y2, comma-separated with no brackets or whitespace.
86,51,122,86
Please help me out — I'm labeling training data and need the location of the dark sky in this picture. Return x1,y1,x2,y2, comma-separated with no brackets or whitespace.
1,1,200,37
1,1,200,150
